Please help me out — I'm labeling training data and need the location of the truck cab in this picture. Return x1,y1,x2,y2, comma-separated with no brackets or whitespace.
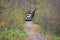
26,13,32,21
26,9,36,21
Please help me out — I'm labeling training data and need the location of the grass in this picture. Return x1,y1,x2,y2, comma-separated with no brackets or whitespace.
0,8,27,40
0,28,26,40
37,25,60,40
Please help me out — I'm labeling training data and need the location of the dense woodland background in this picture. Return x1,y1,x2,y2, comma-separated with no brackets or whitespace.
0,0,60,40
34,0,60,34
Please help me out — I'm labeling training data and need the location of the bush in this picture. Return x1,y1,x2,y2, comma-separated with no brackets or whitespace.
0,8,27,40
0,28,26,40
0,0,27,40
33,0,60,35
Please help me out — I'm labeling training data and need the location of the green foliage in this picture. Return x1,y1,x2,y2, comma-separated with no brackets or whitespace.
37,26,60,40
0,28,26,40
43,30,60,40
0,0,27,40
33,0,60,34
33,0,60,40
0,7,27,40
8,8,26,29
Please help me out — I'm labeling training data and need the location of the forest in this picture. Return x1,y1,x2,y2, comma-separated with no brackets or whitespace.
0,0,60,40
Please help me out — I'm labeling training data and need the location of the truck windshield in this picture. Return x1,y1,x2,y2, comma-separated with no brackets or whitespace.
27,14,31,18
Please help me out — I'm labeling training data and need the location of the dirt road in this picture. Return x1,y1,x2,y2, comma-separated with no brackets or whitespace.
24,21,52,40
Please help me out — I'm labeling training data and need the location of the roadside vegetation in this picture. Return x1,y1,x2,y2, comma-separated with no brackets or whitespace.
33,0,60,40
0,0,60,40
0,0,27,40
37,26,60,40
0,8,27,40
